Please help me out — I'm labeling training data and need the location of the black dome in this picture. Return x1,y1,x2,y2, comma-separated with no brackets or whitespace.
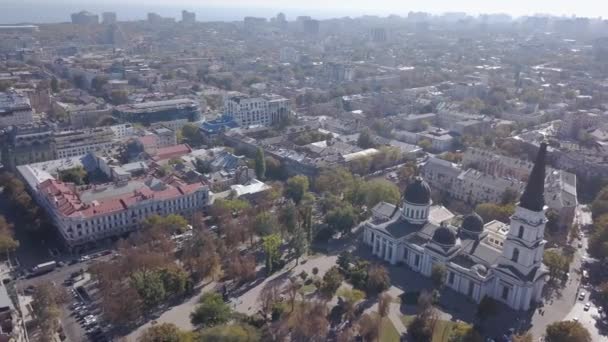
432,226,456,246
404,177,431,205
462,212,484,233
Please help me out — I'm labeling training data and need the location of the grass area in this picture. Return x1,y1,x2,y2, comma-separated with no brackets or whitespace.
300,284,316,294
379,317,400,342
400,315,463,342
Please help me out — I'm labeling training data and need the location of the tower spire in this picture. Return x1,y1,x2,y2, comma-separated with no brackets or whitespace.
519,142,547,212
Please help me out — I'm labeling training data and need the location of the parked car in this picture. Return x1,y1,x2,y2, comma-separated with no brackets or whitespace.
584,303,591,311
579,292,586,300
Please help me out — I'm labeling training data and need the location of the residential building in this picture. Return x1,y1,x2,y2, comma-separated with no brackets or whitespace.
0,91,34,127
114,99,202,126
1,123,54,169
223,94,290,127
363,143,550,311
53,127,115,159
102,12,117,25
182,10,196,24
324,62,354,83
71,11,99,25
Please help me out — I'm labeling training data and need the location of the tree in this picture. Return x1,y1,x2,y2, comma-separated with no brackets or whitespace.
285,175,309,204
358,313,380,342
138,323,186,342
418,138,433,151
315,167,356,195
50,77,59,93
408,306,438,342
265,156,286,180
475,202,515,223
543,249,570,281
476,296,498,323
360,179,400,208
320,266,344,298
181,123,203,146
285,277,302,313
366,264,390,295
291,226,308,265
338,288,365,322
325,203,357,235
512,333,534,342
431,264,447,289
378,292,392,318
190,292,232,328
252,212,279,237
545,320,591,342
254,147,266,180
130,269,167,307
198,324,261,341
180,230,222,281
142,214,189,234
291,301,329,342
0,216,19,254
357,129,376,149
262,234,282,274
31,283,67,342
279,202,298,234
448,323,483,342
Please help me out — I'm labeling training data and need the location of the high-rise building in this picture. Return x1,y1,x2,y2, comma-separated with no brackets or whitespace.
370,27,387,43
102,12,117,25
182,10,196,24
302,19,320,35
71,11,99,25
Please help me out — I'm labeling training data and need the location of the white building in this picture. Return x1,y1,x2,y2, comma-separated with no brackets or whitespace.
53,127,115,159
363,143,550,311
223,94,290,127
0,91,34,127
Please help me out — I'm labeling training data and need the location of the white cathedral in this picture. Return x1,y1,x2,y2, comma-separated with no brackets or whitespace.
362,143,550,311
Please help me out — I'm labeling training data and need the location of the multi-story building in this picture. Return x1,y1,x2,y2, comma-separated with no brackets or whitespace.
0,91,34,127
223,94,290,127
102,12,117,25
114,99,201,126
370,27,387,42
363,143,550,311
53,127,115,159
18,160,210,250
71,11,99,25
181,10,196,24
323,62,354,83
1,123,54,169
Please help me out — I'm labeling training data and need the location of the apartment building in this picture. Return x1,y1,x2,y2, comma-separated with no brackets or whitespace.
53,127,115,159
223,94,290,127
0,91,34,127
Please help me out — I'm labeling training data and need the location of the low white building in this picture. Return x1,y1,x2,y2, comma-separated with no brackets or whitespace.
363,143,550,310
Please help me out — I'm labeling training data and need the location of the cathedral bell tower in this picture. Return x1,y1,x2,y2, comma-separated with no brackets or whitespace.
495,142,548,310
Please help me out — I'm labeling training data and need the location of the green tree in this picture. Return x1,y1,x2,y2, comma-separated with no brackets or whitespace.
142,214,189,234
198,324,261,341
357,129,376,149
291,226,308,265
545,320,591,342
0,216,19,254
365,264,390,295
181,123,203,146
543,250,570,281
320,266,343,299
314,167,356,195
431,264,447,289
130,269,167,307
262,234,282,274
253,212,279,237
254,147,266,180
476,296,498,323
325,203,357,234
449,323,482,342
58,166,88,185
190,292,232,328
360,179,400,208
285,175,309,204
50,77,59,93
475,202,515,223
138,323,190,342
279,202,298,234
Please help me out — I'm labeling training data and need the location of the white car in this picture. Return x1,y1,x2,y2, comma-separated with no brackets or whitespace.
584,303,591,311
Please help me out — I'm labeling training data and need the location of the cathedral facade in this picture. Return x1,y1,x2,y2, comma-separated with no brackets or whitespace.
362,143,550,311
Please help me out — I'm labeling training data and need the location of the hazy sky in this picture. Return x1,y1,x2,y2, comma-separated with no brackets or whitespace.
34,0,607,18
1,0,608,23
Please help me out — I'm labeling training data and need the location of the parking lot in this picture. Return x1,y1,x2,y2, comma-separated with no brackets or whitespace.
63,273,112,342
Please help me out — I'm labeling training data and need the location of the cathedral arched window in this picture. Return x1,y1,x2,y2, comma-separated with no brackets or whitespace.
517,226,524,239
512,248,520,263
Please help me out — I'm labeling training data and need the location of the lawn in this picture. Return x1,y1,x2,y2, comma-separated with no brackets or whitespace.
379,317,400,342
400,315,463,342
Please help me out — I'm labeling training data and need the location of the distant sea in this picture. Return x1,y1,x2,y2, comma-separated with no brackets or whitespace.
0,2,373,24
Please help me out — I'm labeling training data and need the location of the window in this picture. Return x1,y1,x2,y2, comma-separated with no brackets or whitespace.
414,254,420,267
512,248,519,263
518,226,524,239
448,272,455,285
501,286,509,300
